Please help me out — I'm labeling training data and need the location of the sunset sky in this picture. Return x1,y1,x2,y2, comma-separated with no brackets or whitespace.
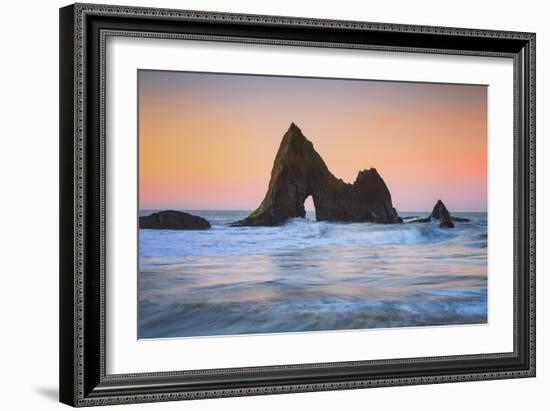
138,70,487,212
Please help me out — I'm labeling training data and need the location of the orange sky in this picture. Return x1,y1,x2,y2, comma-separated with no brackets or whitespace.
139,70,487,212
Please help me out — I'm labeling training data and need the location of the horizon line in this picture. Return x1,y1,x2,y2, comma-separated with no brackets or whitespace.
139,207,488,213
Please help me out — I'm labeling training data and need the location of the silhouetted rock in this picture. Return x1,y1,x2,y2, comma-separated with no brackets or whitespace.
232,123,401,226
431,200,454,228
407,200,469,228
140,210,211,230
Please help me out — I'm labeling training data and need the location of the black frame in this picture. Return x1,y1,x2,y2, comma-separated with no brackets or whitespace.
60,3,536,407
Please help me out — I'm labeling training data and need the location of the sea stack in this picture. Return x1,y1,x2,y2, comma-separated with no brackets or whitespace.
431,200,455,228
139,210,211,230
232,123,401,226
407,200,469,228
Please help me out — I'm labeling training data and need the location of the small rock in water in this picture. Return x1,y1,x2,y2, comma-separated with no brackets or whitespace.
139,210,211,230
431,200,455,228
406,200,469,228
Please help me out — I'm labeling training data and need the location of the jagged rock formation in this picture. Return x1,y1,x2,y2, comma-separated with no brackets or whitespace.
408,200,469,228
140,210,211,230
431,200,455,228
232,123,401,226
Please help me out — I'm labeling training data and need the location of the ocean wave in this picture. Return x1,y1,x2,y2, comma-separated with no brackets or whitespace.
139,216,472,258
138,211,488,338
139,296,488,338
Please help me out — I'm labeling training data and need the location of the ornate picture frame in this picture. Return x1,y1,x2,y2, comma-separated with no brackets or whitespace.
59,3,535,407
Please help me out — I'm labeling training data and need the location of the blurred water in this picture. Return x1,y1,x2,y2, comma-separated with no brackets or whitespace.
138,210,487,338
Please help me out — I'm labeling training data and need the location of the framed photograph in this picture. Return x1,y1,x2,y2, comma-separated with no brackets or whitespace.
59,3,536,407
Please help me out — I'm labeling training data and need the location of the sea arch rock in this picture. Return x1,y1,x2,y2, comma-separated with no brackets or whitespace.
232,123,401,226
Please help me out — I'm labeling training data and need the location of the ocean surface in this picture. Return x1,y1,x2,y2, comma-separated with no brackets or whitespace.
138,210,487,339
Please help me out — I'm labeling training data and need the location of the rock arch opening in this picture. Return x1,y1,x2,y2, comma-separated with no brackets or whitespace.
304,195,316,220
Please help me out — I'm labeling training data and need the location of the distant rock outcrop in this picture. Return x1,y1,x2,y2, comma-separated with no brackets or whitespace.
408,200,469,228
431,200,455,228
232,123,401,226
140,210,211,230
